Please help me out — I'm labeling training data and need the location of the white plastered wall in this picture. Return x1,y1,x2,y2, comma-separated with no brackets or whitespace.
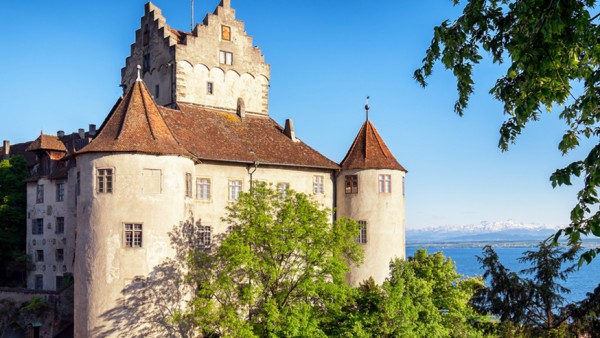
336,169,406,286
73,153,194,337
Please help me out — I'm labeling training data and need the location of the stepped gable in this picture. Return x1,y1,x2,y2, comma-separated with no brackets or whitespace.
161,103,339,169
340,120,406,171
26,133,67,153
77,81,194,159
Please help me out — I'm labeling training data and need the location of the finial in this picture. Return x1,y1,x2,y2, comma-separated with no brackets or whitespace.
365,96,370,121
136,65,142,82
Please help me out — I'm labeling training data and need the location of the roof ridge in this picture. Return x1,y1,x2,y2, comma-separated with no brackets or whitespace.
139,82,157,140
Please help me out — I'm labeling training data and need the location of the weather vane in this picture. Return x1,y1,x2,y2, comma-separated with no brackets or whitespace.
365,96,371,121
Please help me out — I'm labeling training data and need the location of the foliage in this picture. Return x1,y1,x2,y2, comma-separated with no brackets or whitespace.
414,0,600,262
186,184,363,337
331,249,488,337
568,284,600,336
473,242,581,335
0,155,28,286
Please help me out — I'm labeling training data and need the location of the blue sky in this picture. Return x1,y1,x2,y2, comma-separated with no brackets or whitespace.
0,0,585,229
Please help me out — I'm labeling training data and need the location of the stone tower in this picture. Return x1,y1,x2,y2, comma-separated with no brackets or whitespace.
337,113,407,286
73,79,196,336
121,0,270,114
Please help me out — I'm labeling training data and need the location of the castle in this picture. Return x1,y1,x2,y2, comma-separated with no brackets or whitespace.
5,1,406,335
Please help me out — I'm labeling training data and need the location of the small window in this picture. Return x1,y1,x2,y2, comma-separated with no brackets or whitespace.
379,174,392,193
124,224,143,248
34,275,43,290
56,182,65,202
356,221,367,244
196,178,211,200
55,217,64,234
313,176,324,194
185,173,193,198
56,249,64,262
143,53,150,72
221,25,231,41
36,250,44,262
207,82,214,95
36,184,44,203
97,168,113,193
277,182,290,193
345,175,358,194
219,50,233,65
228,180,242,200
32,218,43,235
142,24,149,46
155,84,160,98
198,226,212,248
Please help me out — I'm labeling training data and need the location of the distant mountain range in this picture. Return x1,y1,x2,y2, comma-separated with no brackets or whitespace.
407,220,564,244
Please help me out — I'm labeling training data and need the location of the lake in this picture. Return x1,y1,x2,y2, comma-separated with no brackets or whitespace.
406,246,600,303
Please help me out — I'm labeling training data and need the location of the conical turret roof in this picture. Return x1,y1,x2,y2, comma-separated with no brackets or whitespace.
77,80,194,159
340,120,406,171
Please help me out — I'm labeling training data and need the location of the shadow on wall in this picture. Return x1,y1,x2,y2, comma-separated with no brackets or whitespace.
90,218,222,338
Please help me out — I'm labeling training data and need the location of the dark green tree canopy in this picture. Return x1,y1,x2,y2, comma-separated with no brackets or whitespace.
415,0,600,262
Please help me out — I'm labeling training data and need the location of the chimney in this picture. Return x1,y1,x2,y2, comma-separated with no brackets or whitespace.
237,97,246,120
284,119,297,142
78,128,85,139
2,140,9,160
89,124,97,137
57,130,65,138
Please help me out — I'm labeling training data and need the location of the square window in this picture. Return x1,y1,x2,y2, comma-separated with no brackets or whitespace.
221,25,231,41
124,224,143,248
36,250,44,262
277,182,290,193
207,82,214,95
379,174,392,193
55,217,65,234
219,50,233,65
56,249,64,262
56,182,65,202
345,175,358,194
356,221,367,244
36,184,44,203
97,168,113,193
313,176,324,194
198,226,212,248
196,178,211,200
228,180,242,200
32,218,43,235
34,275,43,290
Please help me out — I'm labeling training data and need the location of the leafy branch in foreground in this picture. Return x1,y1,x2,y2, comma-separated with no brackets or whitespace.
415,0,600,263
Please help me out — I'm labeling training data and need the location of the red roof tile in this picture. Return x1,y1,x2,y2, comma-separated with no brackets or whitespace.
161,103,339,169
77,81,195,159
340,120,406,171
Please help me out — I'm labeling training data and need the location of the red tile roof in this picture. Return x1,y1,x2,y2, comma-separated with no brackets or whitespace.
161,103,339,169
26,133,67,153
340,120,406,171
77,81,195,159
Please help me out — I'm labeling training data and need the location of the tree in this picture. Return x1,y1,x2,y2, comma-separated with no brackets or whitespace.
414,0,600,263
331,249,488,337
473,243,580,335
0,155,28,286
186,184,363,337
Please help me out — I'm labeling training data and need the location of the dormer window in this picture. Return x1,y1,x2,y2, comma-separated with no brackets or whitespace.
219,51,233,65
221,25,231,41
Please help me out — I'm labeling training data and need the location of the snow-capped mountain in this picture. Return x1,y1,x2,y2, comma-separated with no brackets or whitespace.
407,220,563,244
